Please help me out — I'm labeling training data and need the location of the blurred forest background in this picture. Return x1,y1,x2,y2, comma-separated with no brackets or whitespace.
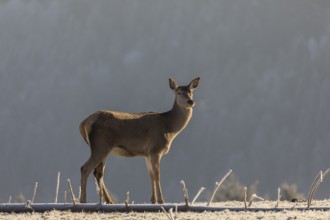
1,0,330,203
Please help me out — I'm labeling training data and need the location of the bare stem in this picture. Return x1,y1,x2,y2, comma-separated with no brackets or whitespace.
169,208,175,220
320,171,323,183
78,186,81,202
161,206,174,220
248,193,264,207
64,191,67,204
307,168,330,208
191,187,206,204
243,187,247,211
8,196,12,204
67,179,77,205
207,169,232,206
180,180,189,206
54,172,60,203
307,170,322,208
125,191,130,209
175,204,178,219
31,182,38,203
275,187,281,208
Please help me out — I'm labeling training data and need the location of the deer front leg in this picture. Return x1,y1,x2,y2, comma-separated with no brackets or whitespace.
145,156,157,203
150,154,164,204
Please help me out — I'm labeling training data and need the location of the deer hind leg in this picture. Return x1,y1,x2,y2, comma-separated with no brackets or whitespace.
80,141,112,203
93,160,114,204
93,161,104,204
80,155,103,203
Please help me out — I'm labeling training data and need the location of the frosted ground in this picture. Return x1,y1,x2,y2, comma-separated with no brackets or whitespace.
2,201,330,220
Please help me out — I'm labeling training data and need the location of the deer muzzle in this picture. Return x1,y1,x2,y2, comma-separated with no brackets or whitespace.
187,99,195,107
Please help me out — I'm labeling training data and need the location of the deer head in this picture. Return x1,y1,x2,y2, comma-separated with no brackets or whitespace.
169,77,200,108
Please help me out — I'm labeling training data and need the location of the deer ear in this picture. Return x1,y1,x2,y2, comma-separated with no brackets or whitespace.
189,77,200,90
169,78,178,90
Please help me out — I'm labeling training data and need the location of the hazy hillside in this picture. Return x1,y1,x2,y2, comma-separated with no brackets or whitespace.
1,0,330,202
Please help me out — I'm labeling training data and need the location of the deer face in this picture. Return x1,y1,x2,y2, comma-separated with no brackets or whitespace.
169,77,200,108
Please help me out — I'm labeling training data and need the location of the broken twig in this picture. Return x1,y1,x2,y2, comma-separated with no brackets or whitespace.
64,190,67,204
207,169,232,206
191,187,206,204
248,193,264,207
275,187,281,208
161,206,175,220
125,191,130,210
180,180,189,206
67,179,77,205
54,172,60,203
307,168,330,208
31,182,38,203
243,187,247,211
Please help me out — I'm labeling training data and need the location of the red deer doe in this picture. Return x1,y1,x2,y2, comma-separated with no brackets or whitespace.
79,77,200,204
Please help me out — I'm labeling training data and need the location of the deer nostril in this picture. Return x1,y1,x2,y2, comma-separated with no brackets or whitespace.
188,100,194,106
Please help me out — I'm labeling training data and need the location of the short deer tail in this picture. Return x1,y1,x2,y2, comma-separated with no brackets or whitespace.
79,120,90,145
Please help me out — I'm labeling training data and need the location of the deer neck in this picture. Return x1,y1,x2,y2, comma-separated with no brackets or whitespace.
163,99,193,134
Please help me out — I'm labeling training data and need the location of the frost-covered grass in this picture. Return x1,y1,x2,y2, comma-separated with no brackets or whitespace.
2,201,330,220
3,210,330,220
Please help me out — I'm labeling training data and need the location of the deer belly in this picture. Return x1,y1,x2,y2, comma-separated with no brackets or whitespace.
111,145,144,157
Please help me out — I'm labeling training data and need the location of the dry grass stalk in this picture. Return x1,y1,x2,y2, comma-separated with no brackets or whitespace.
169,208,175,220
125,191,130,209
8,196,11,204
308,172,322,198
307,168,330,208
248,193,264,207
78,186,81,202
54,172,60,203
64,190,67,204
275,187,281,208
31,182,38,203
191,187,206,204
320,171,323,182
67,179,77,205
207,169,232,206
180,180,189,206
161,206,175,220
243,187,247,211
307,171,322,208
175,205,178,219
